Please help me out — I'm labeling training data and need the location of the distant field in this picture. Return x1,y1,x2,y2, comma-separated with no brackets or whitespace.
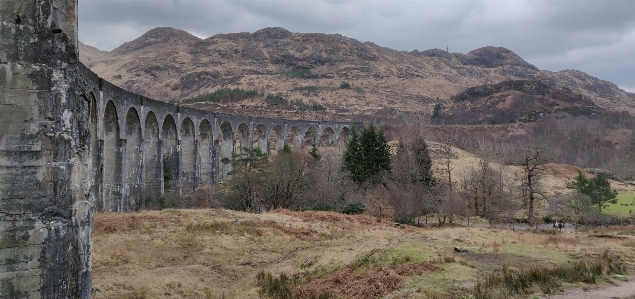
604,193,635,215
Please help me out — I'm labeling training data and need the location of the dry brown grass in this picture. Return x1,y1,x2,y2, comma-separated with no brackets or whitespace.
93,209,635,299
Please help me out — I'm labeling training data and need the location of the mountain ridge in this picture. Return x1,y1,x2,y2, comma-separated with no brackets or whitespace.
79,26,635,121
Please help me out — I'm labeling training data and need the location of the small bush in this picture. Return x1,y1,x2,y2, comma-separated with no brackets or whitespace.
543,214,554,223
266,94,285,105
311,203,334,211
393,215,415,225
341,202,365,215
349,249,382,270
291,99,327,111
284,69,321,79
256,271,332,299
340,82,351,89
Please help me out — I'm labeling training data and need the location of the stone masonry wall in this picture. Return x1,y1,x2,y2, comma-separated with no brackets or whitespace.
1,0,93,298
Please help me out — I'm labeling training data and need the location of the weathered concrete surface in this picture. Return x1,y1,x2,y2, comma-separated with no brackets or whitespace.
1,0,93,298
1,0,359,297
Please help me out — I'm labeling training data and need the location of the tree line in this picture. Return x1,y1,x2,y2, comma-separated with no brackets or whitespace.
150,123,619,227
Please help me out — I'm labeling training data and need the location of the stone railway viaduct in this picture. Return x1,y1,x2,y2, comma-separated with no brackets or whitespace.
0,0,359,297
91,76,356,213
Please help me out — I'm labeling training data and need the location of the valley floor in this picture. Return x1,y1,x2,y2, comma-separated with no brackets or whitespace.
93,209,635,299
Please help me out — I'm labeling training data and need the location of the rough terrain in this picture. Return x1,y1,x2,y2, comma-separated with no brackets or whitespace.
79,27,635,120
93,208,635,299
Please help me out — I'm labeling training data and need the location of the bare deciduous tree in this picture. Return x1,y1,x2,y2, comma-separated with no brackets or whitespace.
512,146,550,226
259,151,309,210
305,149,350,210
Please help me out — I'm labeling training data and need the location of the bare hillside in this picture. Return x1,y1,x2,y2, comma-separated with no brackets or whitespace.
79,27,635,120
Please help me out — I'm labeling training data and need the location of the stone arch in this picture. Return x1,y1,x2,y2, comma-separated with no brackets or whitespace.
320,127,336,147
218,121,234,180
287,126,302,148
124,107,142,211
337,127,351,145
180,117,196,191
143,112,161,199
161,115,178,192
103,101,122,212
253,124,267,152
236,123,250,154
269,125,284,154
198,119,213,186
304,126,318,147
89,93,100,206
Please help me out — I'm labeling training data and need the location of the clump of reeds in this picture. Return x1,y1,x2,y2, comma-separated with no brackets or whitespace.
256,271,332,299
468,249,626,299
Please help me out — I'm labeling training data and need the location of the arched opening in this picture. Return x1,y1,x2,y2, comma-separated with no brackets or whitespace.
337,127,351,145
304,126,318,147
287,126,302,148
236,123,250,154
124,107,142,211
103,101,122,212
198,120,213,186
89,93,100,207
218,121,234,180
143,112,161,200
320,127,336,147
253,124,267,153
161,115,178,192
269,125,284,154
180,117,196,191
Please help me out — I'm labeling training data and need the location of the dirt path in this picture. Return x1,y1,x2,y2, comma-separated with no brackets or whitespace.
544,275,635,299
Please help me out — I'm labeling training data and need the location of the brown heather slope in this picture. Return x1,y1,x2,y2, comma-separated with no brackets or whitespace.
79,41,108,68
79,27,635,120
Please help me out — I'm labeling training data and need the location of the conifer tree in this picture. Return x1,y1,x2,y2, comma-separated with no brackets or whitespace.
571,171,618,213
308,135,321,161
343,124,391,186
411,136,435,186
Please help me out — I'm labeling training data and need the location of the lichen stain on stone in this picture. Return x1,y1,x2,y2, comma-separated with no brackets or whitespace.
62,109,72,130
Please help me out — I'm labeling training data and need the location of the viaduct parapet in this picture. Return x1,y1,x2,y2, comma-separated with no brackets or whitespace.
0,0,360,297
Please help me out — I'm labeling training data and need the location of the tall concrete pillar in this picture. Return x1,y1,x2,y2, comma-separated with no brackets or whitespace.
0,0,93,297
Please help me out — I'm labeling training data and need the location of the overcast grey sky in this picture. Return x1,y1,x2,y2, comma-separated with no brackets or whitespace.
78,0,635,93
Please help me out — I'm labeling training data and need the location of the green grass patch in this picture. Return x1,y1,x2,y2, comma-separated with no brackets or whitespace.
349,244,434,271
302,263,343,281
603,193,635,215
501,245,570,264
392,263,479,298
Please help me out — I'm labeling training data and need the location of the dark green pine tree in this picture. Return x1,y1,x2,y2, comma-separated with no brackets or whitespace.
308,135,321,161
343,124,391,186
343,128,361,181
411,137,435,186
280,142,292,154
